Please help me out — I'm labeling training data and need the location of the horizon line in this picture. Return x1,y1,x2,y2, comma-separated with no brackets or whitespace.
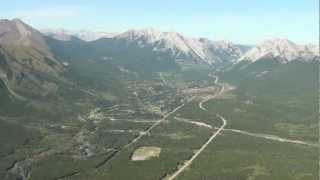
2,18,319,45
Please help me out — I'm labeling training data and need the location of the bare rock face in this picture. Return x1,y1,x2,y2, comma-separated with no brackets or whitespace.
114,28,247,65
0,19,65,99
239,38,319,63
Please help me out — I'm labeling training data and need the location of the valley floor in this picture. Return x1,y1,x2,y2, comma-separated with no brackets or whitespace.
1,74,318,180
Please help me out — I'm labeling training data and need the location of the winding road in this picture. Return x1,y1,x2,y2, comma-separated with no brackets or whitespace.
166,75,226,180
166,114,226,180
199,75,224,111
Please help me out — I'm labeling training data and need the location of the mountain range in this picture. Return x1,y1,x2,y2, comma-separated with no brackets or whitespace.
239,38,319,63
42,28,118,41
0,18,318,101
43,26,318,64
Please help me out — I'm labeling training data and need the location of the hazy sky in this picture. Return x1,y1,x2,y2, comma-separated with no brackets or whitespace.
1,0,318,44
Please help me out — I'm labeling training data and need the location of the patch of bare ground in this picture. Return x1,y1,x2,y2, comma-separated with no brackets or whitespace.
131,146,161,161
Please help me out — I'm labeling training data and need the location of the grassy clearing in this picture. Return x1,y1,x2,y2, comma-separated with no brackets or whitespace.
131,146,161,161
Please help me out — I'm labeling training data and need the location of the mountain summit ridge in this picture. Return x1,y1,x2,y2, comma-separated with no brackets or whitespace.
43,26,318,65
112,28,247,64
1,18,318,67
239,38,319,63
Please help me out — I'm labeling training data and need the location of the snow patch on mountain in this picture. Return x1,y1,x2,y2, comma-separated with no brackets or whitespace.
115,28,246,65
239,38,319,63
116,28,190,53
42,29,118,41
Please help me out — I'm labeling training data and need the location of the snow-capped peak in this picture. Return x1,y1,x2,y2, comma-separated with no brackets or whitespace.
115,28,246,64
116,28,164,43
42,29,118,41
239,38,319,63
116,28,191,53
